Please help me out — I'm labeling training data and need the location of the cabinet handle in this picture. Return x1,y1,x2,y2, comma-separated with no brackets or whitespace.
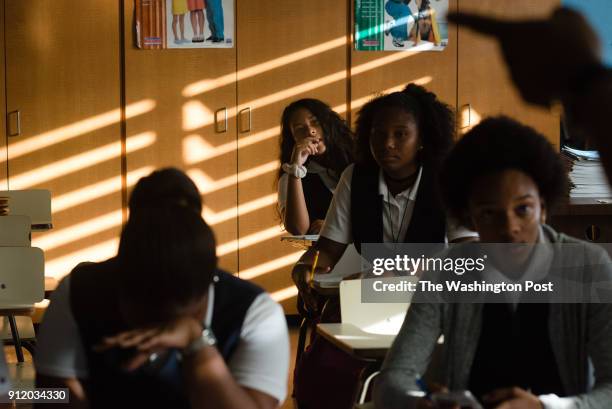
460,104,471,130
7,110,21,137
215,107,228,133
239,107,252,133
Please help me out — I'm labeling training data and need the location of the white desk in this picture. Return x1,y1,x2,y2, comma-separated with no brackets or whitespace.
317,323,397,359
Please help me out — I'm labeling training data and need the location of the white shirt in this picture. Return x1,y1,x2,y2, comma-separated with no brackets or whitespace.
277,160,339,218
320,164,478,244
35,276,290,404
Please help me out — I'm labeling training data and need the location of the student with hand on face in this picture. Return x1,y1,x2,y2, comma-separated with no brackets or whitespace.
277,98,354,235
374,117,612,409
292,84,477,310
34,168,289,409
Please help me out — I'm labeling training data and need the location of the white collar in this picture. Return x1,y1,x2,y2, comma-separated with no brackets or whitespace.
378,166,423,201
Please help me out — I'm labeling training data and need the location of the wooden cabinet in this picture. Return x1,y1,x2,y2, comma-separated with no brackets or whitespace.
0,0,565,311
123,3,239,273
457,0,560,145
550,199,612,245
236,0,349,311
2,0,123,279
0,3,6,191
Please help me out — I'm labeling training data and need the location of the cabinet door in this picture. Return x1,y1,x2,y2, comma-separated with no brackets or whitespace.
123,2,238,273
0,2,6,190
457,0,560,146
4,0,123,279
236,0,349,311
350,0,458,125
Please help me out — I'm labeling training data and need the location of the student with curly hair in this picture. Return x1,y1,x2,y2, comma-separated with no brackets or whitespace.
277,98,354,235
375,117,612,409
292,84,476,300
291,83,476,409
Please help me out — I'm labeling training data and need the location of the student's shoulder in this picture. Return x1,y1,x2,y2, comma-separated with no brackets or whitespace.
68,257,119,293
548,225,609,260
215,269,265,296
214,270,285,332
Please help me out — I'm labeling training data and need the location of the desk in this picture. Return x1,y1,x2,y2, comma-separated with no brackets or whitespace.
550,198,612,244
317,323,396,359
311,280,340,297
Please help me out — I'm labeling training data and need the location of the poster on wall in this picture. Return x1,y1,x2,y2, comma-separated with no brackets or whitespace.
355,0,448,51
135,0,234,49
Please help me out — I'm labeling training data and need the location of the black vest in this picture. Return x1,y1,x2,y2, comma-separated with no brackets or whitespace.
350,164,446,253
301,171,334,221
468,302,565,400
69,259,264,409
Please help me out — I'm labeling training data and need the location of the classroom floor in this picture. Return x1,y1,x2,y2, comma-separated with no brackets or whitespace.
2,325,300,409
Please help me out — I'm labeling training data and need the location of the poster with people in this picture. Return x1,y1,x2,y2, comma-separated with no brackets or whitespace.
135,0,234,49
355,0,449,51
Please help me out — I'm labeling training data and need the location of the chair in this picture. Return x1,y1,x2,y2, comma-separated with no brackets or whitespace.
0,216,31,247
339,278,411,409
0,190,51,362
0,190,52,230
0,247,45,362
295,244,364,375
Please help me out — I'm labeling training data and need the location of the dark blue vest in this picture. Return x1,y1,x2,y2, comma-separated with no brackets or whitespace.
69,259,263,408
301,171,334,222
350,164,446,253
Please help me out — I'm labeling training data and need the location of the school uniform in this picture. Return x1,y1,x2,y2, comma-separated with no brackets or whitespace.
294,163,475,409
277,160,338,224
35,260,289,408
374,225,612,409
320,163,477,248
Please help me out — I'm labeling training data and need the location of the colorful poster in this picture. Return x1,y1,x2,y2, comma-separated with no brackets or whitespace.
135,0,234,49
355,0,449,51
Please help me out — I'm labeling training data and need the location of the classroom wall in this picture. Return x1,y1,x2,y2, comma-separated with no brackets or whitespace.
0,0,559,314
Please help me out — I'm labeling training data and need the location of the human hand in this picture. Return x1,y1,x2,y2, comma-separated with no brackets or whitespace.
291,262,330,313
415,383,460,409
290,137,322,166
448,8,601,107
483,387,543,409
94,317,203,371
307,219,325,234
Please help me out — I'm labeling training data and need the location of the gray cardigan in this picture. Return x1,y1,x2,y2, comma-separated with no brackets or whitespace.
374,226,612,409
